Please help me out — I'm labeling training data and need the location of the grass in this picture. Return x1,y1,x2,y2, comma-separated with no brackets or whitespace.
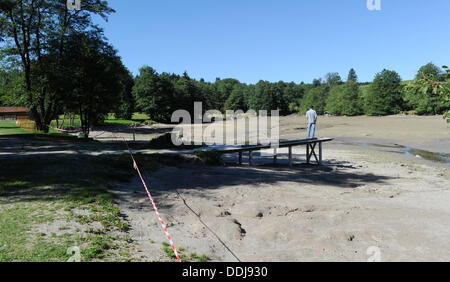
51,113,154,129
2,113,154,135
103,119,138,125
0,181,135,262
162,242,209,262
0,191,133,261
0,153,140,262
0,150,196,262
0,121,29,135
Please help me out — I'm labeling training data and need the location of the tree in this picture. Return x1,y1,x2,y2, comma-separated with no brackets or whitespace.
57,33,130,137
113,69,135,120
312,78,322,87
299,85,329,114
326,81,362,116
0,0,114,132
213,78,241,111
225,84,247,111
0,62,25,106
133,67,176,123
404,64,450,116
247,80,283,113
283,82,305,114
324,72,342,87
416,63,442,80
364,69,404,115
347,68,358,82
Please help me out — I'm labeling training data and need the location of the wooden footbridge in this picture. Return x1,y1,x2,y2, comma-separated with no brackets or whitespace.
200,138,334,167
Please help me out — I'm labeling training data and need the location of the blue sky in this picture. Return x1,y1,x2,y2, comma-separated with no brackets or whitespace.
95,0,450,84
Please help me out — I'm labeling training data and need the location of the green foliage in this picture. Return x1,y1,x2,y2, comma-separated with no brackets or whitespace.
364,69,404,115
416,63,442,80
247,80,282,113
55,33,131,137
347,68,358,82
0,68,25,106
324,72,342,87
133,67,176,123
0,0,115,132
113,71,135,120
299,85,329,114
133,68,204,123
404,63,450,115
225,84,247,111
325,81,363,116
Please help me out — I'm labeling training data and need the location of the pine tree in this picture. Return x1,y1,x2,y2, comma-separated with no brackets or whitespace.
347,68,358,82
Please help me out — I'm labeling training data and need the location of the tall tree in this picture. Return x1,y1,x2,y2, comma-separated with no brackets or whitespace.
299,85,329,115
133,66,176,123
0,0,114,132
416,62,442,80
364,69,404,115
225,84,247,111
405,64,450,116
347,68,358,82
324,72,342,87
326,81,362,116
57,33,130,137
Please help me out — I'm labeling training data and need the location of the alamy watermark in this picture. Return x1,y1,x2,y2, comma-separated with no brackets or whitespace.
171,102,280,148
67,0,81,11
67,246,81,262
367,0,381,11
66,1,380,12
367,246,382,262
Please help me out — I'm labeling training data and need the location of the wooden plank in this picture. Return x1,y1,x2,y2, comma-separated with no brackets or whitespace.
212,138,334,153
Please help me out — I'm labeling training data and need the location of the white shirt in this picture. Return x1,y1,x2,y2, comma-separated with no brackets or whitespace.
306,109,317,124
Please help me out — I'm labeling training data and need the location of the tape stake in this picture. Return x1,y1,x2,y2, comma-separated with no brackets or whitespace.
133,161,182,262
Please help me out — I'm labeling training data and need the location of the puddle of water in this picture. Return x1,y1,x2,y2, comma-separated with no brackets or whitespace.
338,140,450,164
362,143,404,149
402,148,450,164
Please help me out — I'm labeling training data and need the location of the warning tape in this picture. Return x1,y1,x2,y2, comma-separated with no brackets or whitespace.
133,160,182,262
104,133,181,262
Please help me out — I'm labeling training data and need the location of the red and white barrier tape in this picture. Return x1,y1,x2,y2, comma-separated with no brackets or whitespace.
133,161,181,262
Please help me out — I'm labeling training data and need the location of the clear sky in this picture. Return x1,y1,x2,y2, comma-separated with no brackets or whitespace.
95,0,450,84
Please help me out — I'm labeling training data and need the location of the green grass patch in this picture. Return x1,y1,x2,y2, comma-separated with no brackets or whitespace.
0,184,133,262
0,121,29,135
162,242,209,262
103,119,139,126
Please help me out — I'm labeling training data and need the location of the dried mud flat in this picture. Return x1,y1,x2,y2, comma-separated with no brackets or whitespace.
112,115,450,262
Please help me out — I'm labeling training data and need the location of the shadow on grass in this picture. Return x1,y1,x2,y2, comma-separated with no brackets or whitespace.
1,137,394,209
0,152,192,204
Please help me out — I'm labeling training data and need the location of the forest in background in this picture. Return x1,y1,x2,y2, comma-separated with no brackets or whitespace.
1,0,449,137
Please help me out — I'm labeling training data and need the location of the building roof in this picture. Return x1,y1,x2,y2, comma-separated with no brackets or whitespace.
0,107,29,113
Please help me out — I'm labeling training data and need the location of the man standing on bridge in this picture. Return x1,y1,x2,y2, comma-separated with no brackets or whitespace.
306,106,318,139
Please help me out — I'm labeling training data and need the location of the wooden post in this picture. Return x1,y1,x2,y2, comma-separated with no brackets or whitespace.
319,142,323,165
288,146,293,167
249,151,253,166
273,148,278,164
238,151,243,165
306,144,310,164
